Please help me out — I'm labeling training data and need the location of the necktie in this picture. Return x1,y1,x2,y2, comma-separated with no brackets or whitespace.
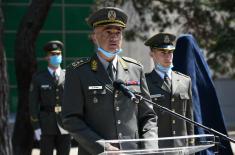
164,73,171,89
53,71,59,84
107,62,115,81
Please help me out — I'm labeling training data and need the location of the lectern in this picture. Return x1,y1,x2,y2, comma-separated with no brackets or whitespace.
97,134,215,155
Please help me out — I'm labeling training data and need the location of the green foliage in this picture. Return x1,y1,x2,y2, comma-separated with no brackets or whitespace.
95,0,235,78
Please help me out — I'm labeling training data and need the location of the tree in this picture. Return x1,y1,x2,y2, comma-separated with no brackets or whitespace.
95,0,235,78
12,0,54,154
0,1,13,154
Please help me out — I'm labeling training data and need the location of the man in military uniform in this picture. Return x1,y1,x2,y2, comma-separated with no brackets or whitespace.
145,33,194,147
29,40,71,155
62,7,158,155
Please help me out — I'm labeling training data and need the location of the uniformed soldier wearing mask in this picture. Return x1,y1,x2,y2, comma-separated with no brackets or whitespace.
145,33,194,147
29,40,71,155
62,7,158,155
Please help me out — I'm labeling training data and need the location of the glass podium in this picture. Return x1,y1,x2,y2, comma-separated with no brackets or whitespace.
97,134,215,155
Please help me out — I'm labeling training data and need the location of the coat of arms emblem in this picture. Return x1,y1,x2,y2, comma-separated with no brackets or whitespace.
164,35,170,43
108,10,116,20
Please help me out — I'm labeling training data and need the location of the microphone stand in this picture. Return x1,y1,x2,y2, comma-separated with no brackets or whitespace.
134,93,235,144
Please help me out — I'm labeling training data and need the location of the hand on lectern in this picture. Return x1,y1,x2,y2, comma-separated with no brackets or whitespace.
104,143,121,154
105,143,119,151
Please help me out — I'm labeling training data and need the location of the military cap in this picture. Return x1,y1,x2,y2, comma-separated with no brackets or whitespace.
145,32,176,51
43,40,64,53
87,7,128,28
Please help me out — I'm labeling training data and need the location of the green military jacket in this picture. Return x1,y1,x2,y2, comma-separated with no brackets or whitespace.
146,70,194,147
62,55,158,155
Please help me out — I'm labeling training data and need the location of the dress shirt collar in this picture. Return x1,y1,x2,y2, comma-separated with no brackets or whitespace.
48,66,61,76
97,53,118,71
154,68,172,79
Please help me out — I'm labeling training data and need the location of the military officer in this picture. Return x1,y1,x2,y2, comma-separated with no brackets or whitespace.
29,40,71,155
62,7,158,155
144,33,194,147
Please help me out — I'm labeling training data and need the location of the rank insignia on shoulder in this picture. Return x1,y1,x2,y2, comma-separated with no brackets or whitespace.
174,71,190,78
125,80,140,86
91,59,98,71
118,57,128,70
121,56,142,66
71,62,77,67
68,57,90,69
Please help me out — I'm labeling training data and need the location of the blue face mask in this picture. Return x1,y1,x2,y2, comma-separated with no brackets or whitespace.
49,55,62,67
98,47,123,58
155,63,173,73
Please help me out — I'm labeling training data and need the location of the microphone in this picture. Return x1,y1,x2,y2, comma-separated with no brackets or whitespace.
113,80,138,102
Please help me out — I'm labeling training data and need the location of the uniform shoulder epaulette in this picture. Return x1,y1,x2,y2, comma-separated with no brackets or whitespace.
174,71,190,78
67,57,90,69
121,56,142,66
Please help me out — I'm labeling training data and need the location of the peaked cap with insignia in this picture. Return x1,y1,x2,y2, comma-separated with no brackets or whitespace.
87,7,128,28
145,32,176,51
43,40,64,53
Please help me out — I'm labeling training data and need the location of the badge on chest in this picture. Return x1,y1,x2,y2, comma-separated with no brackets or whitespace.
88,85,107,104
41,85,51,90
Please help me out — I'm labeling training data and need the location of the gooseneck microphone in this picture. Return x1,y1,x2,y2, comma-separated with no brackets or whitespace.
113,80,138,102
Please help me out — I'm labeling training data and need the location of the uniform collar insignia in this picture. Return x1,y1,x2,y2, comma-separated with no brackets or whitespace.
91,59,98,71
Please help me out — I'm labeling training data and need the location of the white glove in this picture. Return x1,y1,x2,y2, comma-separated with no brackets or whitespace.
34,128,42,141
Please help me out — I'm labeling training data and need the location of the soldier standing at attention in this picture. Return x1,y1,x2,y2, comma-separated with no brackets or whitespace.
29,41,71,155
62,7,158,155
144,33,194,147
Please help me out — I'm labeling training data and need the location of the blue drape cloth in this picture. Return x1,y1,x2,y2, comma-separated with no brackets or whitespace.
173,34,233,155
